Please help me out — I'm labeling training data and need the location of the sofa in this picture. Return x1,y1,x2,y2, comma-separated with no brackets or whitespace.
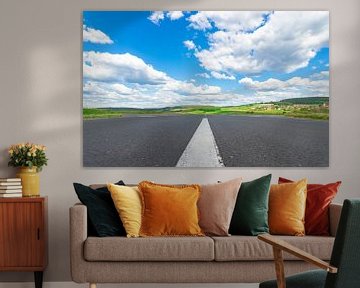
70,200,342,286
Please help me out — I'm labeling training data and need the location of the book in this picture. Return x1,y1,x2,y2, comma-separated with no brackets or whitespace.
0,178,21,182
0,189,22,193
0,193,22,198
0,182,22,186
0,185,22,189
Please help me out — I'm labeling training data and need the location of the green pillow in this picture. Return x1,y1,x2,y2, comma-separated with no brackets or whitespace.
229,174,272,236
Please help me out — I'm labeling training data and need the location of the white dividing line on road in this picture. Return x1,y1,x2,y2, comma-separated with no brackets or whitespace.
176,118,224,167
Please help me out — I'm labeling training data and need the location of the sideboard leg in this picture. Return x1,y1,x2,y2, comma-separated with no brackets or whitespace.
90,283,97,288
34,271,43,288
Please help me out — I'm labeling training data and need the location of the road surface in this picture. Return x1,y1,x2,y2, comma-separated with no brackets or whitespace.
83,115,328,167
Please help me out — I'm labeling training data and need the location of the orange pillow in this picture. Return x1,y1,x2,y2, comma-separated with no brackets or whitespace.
138,181,204,237
269,179,307,236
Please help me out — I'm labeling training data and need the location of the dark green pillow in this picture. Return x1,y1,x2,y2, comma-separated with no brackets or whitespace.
229,174,272,236
73,181,126,237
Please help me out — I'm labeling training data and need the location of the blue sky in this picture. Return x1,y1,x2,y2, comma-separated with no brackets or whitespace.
83,11,329,108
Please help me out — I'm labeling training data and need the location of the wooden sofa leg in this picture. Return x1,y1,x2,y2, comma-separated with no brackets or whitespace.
273,247,286,288
89,283,96,288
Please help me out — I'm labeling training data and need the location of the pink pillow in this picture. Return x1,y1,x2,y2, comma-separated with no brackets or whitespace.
198,178,242,236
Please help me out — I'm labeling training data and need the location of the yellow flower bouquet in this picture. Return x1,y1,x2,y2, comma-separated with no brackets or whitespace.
8,142,48,172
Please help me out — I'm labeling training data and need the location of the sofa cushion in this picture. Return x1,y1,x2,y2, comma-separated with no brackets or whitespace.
199,178,242,236
269,179,307,236
139,181,203,237
108,184,142,238
279,177,341,236
84,236,214,262
73,181,126,237
212,236,334,261
229,174,271,236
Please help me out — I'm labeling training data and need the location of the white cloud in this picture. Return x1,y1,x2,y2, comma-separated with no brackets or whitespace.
191,11,329,74
149,11,185,25
239,77,286,90
83,25,113,44
163,80,221,95
83,51,227,108
183,40,196,50
83,79,226,108
167,11,184,20
187,13,212,30
211,71,236,80
311,71,329,79
197,73,211,79
112,83,134,95
188,11,270,32
83,82,133,98
239,72,329,100
148,11,165,25
83,51,170,84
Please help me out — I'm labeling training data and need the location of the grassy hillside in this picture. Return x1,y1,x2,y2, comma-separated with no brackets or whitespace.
84,97,329,120
279,97,329,105
83,108,123,119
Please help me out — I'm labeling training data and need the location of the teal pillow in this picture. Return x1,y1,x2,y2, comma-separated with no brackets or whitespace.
229,174,272,236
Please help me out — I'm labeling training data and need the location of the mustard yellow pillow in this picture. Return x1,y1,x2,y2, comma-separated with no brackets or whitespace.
107,183,142,238
269,179,307,236
138,181,204,237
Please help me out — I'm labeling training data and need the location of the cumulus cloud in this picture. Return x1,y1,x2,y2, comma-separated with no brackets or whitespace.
83,82,134,101
211,71,235,80
148,11,184,24
83,80,226,108
83,51,170,84
239,72,329,100
239,74,328,92
187,12,212,30
83,51,227,108
239,77,286,91
190,11,328,74
162,80,221,95
111,83,134,95
197,73,211,79
188,11,270,32
83,25,113,44
167,11,184,20
311,71,329,79
183,40,196,50
148,11,165,25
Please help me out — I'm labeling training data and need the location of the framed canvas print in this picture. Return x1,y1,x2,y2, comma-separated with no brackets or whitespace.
83,11,329,167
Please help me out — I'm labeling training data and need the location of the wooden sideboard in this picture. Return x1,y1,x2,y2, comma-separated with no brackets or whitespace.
0,197,47,288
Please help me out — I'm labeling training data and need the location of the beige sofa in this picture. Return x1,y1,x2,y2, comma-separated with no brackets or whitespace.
70,203,342,287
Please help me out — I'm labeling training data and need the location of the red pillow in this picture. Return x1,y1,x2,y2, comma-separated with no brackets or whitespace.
278,177,341,236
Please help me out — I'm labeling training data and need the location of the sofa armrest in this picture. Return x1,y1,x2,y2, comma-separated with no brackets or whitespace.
258,234,337,273
329,203,342,237
258,233,337,288
69,203,88,283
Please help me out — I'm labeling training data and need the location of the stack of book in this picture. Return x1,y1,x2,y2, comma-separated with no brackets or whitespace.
0,178,22,197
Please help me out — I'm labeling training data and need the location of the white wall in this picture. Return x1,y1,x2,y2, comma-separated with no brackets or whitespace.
0,0,359,283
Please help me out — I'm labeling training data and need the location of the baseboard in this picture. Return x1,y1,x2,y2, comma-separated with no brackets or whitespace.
0,282,259,288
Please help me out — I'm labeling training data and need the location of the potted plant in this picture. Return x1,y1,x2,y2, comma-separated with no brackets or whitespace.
8,143,48,197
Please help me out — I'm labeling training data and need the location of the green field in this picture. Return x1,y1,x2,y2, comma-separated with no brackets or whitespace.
84,97,329,121
83,108,124,119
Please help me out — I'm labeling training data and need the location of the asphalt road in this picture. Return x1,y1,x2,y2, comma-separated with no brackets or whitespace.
208,115,328,167
83,115,329,167
83,115,202,167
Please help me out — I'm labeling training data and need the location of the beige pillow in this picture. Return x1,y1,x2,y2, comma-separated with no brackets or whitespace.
198,178,242,236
